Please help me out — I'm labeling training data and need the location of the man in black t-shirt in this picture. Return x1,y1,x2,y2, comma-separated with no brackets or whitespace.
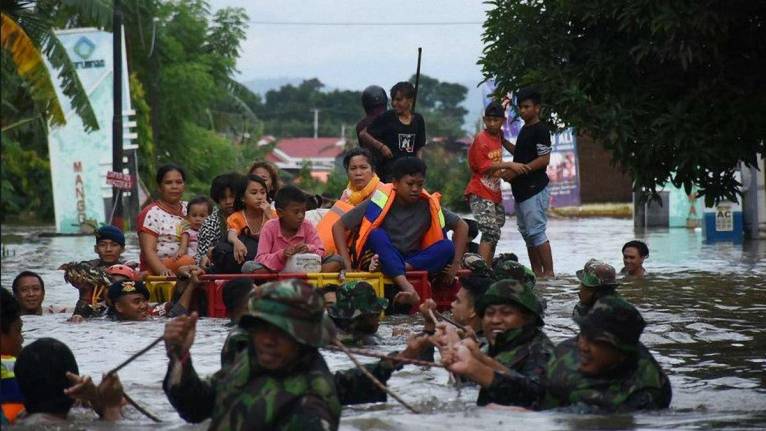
359,81,426,182
502,88,554,277
356,85,389,171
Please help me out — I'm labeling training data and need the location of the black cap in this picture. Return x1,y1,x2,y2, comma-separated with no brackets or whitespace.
484,101,505,118
108,280,150,302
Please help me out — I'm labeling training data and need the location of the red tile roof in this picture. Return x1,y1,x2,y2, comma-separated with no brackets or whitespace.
273,137,344,159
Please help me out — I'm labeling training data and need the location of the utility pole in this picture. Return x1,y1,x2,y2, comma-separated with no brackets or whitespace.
311,108,319,139
111,0,124,229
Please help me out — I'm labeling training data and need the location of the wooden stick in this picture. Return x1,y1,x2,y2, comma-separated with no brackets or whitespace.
324,345,446,369
332,340,420,414
432,310,467,332
413,47,422,111
107,335,164,377
122,391,162,422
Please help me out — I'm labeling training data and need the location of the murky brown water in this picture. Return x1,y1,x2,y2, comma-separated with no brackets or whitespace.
2,219,765,430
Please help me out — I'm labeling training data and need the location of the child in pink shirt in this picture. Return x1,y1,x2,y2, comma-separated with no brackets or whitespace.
255,186,341,272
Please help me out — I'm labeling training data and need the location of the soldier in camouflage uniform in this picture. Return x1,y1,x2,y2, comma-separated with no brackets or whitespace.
462,252,537,290
215,282,427,408
572,259,620,324
163,279,341,431
327,281,388,346
542,295,672,412
442,279,554,408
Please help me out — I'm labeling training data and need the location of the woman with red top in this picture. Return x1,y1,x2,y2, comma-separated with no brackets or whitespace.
137,164,188,276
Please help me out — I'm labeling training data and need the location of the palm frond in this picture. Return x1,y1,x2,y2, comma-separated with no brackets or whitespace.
1,12,66,126
61,0,113,29
39,30,100,131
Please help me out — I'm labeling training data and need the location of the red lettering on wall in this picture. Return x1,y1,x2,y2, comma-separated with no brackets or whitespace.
73,161,86,224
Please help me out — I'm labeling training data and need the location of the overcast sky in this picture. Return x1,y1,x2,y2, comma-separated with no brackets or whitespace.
214,0,490,91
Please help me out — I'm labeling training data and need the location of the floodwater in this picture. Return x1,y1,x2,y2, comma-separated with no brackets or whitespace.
2,218,765,430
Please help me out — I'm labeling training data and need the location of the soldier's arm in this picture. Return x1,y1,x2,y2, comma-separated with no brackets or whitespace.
479,368,546,408
162,356,216,423
276,394,339,431
334,360,396,405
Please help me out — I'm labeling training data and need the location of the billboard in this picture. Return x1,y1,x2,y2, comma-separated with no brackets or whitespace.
481,81,581,214
46,28,131,233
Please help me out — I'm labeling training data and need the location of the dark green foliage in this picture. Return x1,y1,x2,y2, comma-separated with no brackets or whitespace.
481,0,766,205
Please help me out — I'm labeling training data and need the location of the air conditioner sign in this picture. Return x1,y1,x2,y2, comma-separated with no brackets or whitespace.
715,204,733,232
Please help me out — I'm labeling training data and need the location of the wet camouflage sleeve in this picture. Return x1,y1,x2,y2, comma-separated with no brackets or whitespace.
542,338,672,413
477,331,554,408
334,359,396,405
163,358,216,423
571,302,590,325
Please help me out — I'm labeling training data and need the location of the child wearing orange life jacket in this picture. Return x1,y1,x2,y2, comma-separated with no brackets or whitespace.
332,157,469,307
1,288,24,425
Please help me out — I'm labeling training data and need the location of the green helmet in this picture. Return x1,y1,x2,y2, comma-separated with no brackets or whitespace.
492,257,536,290
579,295,645,354
327,281,388,321
476,279,544,323
576,259,618,288
239,279,336,348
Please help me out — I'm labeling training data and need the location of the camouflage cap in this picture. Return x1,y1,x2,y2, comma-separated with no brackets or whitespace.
327,281,388,321
476,279,544,322
578,295,645,354
576,259,618,288
239,279,336,348
462,253,494,280
492,257,536,290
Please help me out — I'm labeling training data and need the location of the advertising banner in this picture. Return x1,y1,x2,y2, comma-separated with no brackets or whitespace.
47,28,129,233
481,81,581,214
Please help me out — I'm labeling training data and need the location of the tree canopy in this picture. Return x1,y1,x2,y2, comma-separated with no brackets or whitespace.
481,0,766,205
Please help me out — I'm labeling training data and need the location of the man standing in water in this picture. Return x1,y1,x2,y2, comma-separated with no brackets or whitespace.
621,240,649,278
503,88,554,277
572,259,621,324
163,279,341,430
11,272,45,316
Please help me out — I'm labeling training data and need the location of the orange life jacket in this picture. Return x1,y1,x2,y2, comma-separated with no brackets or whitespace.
354,183,446,259
316,199,355,254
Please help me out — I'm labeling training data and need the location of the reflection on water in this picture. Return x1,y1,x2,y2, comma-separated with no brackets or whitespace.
2,219,765,430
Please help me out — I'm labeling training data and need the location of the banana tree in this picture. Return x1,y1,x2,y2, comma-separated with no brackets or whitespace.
1,0,112,133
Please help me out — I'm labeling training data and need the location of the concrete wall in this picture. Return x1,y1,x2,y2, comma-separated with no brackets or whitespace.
577,135,633,203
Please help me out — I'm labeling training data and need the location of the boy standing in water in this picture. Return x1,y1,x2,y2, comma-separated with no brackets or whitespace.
505,88,554,277
465,101,528,264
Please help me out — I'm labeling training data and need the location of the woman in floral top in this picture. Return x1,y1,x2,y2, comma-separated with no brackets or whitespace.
137,164,188,276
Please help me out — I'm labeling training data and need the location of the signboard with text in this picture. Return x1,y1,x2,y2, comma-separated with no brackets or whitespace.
47,29,131,233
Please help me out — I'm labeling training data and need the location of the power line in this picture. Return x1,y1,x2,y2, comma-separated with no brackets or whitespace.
248,20,482,26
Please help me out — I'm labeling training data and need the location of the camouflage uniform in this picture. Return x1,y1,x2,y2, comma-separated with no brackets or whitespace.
543,296,672,413
327,281,388,346
164,279,341,431
462,253,537,290
474,280,554,408
217,282,393,408
572,259,620,324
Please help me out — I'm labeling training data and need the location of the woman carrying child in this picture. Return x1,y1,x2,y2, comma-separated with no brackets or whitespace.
137,164,188,276
227,175,275,270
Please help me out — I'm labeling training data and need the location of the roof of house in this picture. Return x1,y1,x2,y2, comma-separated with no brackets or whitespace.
267,137,346,171
272,137,345,159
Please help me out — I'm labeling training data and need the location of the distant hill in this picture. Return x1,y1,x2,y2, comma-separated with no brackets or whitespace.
242,77,303,96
